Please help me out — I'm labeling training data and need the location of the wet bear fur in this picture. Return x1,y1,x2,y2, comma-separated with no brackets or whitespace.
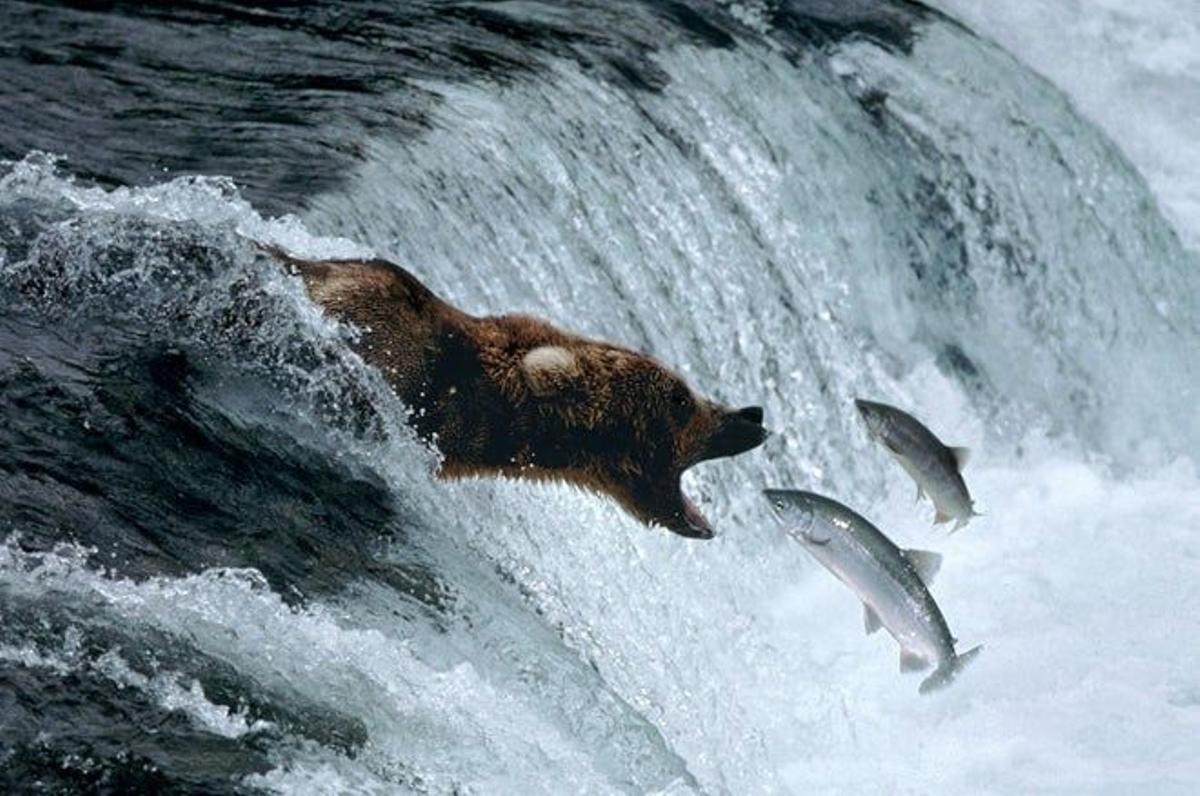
268,247,767,538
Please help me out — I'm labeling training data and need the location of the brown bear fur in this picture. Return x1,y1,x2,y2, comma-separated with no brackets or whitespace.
267,247,767,538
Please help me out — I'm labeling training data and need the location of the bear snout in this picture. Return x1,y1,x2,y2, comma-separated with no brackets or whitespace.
698,407,769,462
736,405,764,425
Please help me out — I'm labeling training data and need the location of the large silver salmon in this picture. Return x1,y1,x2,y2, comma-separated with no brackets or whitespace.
765,488,981,694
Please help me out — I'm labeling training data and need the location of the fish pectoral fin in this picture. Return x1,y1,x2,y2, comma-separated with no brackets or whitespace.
933,509,953,525
802,531,832,546
950,515,970,533
863,604,883,635
914,484,925,504
902,548,942,584
950,446,971,470
900,649,932,673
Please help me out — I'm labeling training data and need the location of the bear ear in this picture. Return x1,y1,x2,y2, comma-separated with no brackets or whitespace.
521,345,581,397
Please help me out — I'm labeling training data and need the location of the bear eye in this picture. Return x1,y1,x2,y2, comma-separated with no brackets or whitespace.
669,385,694,422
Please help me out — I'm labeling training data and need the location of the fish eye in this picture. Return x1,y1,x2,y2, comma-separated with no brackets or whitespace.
774,500,785,511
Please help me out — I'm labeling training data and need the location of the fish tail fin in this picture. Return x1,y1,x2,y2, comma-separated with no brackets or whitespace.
919,644,983,695
948,505,984,534
946,504,985,533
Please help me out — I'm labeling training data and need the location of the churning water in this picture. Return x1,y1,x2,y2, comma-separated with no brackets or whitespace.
1,1,1198,793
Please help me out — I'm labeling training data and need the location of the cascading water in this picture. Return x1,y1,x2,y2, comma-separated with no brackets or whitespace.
2,1,1198,793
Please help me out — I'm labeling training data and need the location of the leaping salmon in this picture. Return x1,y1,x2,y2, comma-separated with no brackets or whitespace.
855,399,980,531
764,488,981,694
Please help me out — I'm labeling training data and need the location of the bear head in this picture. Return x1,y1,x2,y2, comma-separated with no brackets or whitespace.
515,340,768,539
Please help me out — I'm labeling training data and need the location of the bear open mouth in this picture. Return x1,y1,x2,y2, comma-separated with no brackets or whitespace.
666,407,769,540
677,489,714,539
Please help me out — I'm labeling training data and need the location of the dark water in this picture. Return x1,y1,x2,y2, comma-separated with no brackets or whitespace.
0,0,928,214
0,219,417,791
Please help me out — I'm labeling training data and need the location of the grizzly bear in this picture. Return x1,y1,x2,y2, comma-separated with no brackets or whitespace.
266,247,768,539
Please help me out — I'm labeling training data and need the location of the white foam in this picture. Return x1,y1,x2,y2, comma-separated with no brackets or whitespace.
769,443,1200,791
0,151,370,261
929,0,1200,252
0,545,638,792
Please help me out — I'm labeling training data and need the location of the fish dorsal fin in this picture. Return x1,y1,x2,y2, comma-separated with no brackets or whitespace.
900,649,931,673
950,446,971,470
902,549,942,583
863,604,883,635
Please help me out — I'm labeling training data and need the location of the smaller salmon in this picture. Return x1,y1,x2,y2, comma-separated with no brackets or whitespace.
855,399,980,531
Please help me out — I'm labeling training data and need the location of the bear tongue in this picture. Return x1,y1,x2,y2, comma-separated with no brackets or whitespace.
681,493,714,539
